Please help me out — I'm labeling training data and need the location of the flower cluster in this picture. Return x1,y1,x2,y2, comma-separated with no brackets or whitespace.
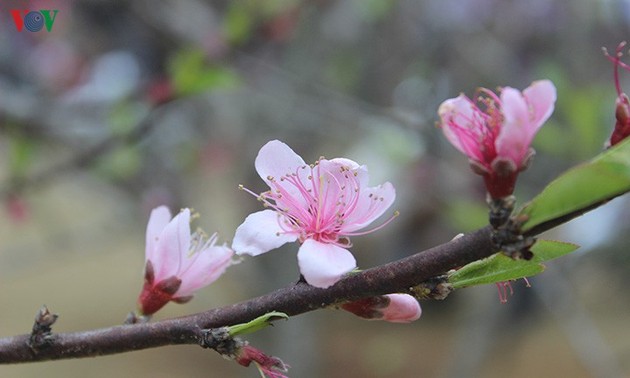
438,80,557,199
232,140,398,288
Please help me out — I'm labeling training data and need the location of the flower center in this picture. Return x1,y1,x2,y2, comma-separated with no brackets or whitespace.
272,161,362,243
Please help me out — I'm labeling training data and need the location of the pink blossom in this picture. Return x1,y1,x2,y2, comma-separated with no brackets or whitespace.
137,206,233,315
604,42,630,147
438,80,556,198
232,140,397,288
341,294,422,323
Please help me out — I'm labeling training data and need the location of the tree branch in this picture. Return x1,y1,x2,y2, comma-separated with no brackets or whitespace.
0,187,627,364
0,225,495,363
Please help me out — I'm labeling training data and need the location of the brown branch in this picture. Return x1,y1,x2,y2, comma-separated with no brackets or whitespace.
0,188,627,364
0,225,495,363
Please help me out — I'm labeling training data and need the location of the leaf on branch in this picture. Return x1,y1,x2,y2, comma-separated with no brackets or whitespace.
228,311,289,337
517,137,630,233
447,240,579,289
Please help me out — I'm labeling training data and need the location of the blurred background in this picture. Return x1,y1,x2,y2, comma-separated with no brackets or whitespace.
1,0,629,377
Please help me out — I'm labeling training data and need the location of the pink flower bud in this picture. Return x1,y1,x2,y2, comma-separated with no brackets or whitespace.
438,80,556,198
341,294,422,323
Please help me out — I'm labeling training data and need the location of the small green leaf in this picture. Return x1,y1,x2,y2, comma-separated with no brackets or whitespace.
228,311,289,337
518,137,630,233
448,240,579,289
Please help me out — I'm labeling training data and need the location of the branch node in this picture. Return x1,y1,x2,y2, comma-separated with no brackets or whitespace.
27,305,58,352
199,327,243,357
410,275,453,300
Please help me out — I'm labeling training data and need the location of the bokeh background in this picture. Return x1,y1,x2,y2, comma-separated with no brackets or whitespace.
1,1,629,377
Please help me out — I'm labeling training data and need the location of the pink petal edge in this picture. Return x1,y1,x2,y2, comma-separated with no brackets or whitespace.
175,245,234,297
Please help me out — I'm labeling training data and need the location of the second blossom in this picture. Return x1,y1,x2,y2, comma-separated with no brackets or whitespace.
438,80,557,199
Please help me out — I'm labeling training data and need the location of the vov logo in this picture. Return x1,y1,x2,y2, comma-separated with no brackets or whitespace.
10,10,59,32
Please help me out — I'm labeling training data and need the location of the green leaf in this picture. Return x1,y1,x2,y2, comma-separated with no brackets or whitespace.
448,240,579,289
228,311,289,337
517,137,630,233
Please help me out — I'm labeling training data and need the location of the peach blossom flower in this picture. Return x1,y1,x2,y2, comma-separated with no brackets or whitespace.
232,140,397,288
137,206,233,315
438,80,556,198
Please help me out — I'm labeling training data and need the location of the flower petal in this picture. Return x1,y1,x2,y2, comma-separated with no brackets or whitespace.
175,245,234,297
145,206,172,262
152,208,191,281
381,294,422,323
297,239,356,288
232,210,298,256
342,182,396,232
496,87,532,165
255,140,307,185
523,80,556,126
438,94,481,158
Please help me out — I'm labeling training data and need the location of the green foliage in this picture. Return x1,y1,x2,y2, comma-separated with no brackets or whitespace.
445,199,488,232
517,137,630,233
96,146,142,180
108,102,148,137
448,240,579,289
224,2,254,45
228,311,289,337
8,134,36,178
534,60,611,158
169,49,241,96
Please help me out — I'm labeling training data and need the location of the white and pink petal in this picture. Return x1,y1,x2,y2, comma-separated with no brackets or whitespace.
175,245,234,297
297,239,357,288
151,208,191,281
145,206,172,262
342,182,396,233
255,140,307,185
232,210,298,256
523,80,557,127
